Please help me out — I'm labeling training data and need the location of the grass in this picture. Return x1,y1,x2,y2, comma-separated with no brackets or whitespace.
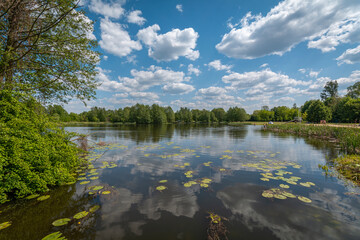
266,123,360,154
332,155,360,185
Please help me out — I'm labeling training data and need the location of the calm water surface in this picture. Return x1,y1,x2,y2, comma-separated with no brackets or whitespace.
1,124,360,240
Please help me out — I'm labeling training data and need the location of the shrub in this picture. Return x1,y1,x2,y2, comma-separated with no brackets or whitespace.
0,91,80,204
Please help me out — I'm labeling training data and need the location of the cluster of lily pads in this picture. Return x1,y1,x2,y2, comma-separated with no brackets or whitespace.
262,188,312,203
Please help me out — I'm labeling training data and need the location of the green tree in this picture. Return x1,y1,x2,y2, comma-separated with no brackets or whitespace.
176,107,192,123
164,106,175,123
306,100,332,123
0,0,99,103
320,81,338,101
346,82,360,99
129,104,151,124
151,104,167,124
227,107,247,122
211,108,226,122
0,91,80,203
301,100,317,114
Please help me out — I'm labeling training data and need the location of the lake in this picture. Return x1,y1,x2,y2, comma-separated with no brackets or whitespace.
1,124,360,240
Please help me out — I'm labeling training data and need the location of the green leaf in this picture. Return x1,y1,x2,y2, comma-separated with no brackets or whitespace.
52,218,71,227
0,222,11,230
41,231,66,240
73,211,89,219
37,195,50,201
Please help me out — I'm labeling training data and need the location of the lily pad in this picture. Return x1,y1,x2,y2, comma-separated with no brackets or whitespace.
77,177,87,180
89,205,100,213
282,192,296,198
90,176,99,180
88,192,95,195
102,191,111,195
262,191,274,198
200,183,209,188
306,182,315,186
260,178,270,181
279,184,289,189
219,168,226,172
41,231,66,240
298,196,312,203
52,218,71,227
184,182,192,187
159,180,168,183
0,221,11,230
79,181,90,185
37,195,50,201
300,182,311,187
274,194,287,200
26,194,40,200
156,186,167,191
73,211,89,219
89,186,104,191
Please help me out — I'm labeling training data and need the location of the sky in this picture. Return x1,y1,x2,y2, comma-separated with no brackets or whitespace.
66,0,360,113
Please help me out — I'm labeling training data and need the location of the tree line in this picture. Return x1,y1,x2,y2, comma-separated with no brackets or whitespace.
47,104,250,124
48,81,360,124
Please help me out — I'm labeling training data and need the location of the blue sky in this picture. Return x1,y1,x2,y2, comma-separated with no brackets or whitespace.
66,0,360,113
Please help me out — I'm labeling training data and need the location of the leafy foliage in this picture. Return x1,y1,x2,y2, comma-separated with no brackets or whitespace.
305,100,332,123
0,91,80,204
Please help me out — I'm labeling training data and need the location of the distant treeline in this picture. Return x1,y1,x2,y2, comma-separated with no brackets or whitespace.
48,81,360,124
47,104,249,124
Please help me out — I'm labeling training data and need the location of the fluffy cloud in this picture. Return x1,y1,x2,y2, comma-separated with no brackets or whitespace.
129,92,159,100
336,45,360,64
222,68,309,94
197,86,227,97
176,4,183,13
207,60,232,71
99,65,189,93
216,0,360,59
127,10,146,26
99,18,142,57
137,24,199,61
89,0,124,19
188,64,201,76
162,83,195,95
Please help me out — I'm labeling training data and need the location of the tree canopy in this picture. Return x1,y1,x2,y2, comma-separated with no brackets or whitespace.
0,0,99,103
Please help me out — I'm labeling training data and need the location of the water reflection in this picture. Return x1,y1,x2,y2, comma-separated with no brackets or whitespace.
217,183,360,240
1,124,359,240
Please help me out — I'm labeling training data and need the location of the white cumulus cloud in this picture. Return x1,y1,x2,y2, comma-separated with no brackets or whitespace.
207,60,232,71
137,24,200,61
336,45,360,64
162,83,195,95
127,10,146,26
176,4,183,13
89,0,125,19
216,0,360,59
188,64,201,76
99,18,142,57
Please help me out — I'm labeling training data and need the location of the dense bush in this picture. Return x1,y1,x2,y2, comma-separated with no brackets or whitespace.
0,91,80,204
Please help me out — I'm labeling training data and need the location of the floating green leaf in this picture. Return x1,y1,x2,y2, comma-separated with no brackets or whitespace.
260,178,269,181
102,191,111,195
26,194,40,200
89,205,100,213
52,218,71,227
89,186,104,191
159,180,168,183
274,194,287,200
298,196,312,203
90,176,99,180
79,181,90,185
282,192,296,198
156,186,167,191
262,191,274,198
73,211,89,219
41,231,66,240
300,182,311,187
200,183,209,188
0,221,11,230
37,195,50,201
77,177,87,180
279,184,289,189
219,168,226,172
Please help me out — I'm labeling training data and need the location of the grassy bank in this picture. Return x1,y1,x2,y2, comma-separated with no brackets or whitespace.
332,155,360,186
266,124,360,154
